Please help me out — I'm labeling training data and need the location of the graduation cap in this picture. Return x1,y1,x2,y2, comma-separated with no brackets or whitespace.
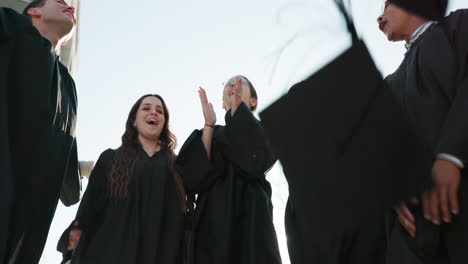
260,0,433,235
388,0,448,21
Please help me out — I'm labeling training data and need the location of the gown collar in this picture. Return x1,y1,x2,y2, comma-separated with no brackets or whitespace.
405,21,436,50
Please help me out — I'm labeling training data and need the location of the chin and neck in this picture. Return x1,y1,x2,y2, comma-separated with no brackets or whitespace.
402,16,429,43
31,19,74,55
138,134,161,157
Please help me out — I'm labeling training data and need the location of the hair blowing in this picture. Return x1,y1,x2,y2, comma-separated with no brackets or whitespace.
109,94,186,212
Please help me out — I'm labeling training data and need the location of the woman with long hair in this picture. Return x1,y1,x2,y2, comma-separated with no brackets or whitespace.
60,94,194,264
177,76,282,264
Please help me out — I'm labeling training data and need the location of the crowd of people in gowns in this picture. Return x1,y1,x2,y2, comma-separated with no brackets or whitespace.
1,0,468,263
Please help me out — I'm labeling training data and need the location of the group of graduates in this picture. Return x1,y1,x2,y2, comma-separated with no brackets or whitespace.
1,0,468,263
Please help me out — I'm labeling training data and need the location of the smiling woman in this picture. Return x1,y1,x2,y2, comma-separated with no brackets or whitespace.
57,94,187,264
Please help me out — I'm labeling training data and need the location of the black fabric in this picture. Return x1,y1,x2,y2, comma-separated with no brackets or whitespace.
388,0,448,21
60,141,82,206
260,20,435,264
259,3,437,263
0,8,80,264
0,18,12,261
59,149,185,264
177,103,282,264
260,39,433,237
286,198,387,264
385,9,468,264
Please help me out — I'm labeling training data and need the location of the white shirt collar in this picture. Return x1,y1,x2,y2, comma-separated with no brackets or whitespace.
405,21,436,50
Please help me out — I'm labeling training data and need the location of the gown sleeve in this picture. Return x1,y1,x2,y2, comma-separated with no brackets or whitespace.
217,102,277,180
176,130,224,194
59,139,82,206
57,149,112,258
75,149,113,230
419,27,468,164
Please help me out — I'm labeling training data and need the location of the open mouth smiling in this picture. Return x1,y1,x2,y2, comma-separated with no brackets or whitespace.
146,118,158,126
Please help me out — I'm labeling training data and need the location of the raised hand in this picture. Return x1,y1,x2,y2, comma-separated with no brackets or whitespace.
198,87,216,126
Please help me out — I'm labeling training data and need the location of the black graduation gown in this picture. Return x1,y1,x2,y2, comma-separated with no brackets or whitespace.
0,8,80,264
260,39,432,264
0,18,13,261
177,103,282,264
61,149,185,264
385,9,468,264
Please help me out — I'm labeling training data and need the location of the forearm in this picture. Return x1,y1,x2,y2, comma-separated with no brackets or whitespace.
201,125,214,160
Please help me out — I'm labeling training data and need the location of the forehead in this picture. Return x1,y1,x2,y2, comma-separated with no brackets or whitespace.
224,76,249,87
45,0,70,5
383,1,394,10
141,96,163,107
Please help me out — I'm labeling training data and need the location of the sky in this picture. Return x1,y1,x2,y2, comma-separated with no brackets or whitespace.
39,0,468,263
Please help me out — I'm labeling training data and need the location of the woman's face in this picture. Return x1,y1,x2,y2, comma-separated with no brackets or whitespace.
377,2,414,42
222,76,256,111
133,96,165,141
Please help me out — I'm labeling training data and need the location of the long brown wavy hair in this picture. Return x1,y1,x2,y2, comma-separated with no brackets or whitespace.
108,94,186,212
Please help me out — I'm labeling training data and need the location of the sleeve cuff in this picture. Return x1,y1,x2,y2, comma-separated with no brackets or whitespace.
437,153,465,169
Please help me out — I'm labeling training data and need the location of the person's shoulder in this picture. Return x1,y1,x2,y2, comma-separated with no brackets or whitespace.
98,148,116,164
445,9,468,21
102,148,116,156
439,9,468,32
418,22,450,55
419,10,468,56
0,8,31,40
0,8,25,24
439,9,468,43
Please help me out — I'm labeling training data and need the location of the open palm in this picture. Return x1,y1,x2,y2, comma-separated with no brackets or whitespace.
198,87,216,126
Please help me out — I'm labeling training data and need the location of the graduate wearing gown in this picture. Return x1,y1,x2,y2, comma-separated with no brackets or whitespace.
377,1,468,263
60,94,187,264
0,1,81,263
259,1,438,263
177,76,282,264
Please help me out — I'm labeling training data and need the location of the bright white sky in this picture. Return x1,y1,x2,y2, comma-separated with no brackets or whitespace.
40,0,468,263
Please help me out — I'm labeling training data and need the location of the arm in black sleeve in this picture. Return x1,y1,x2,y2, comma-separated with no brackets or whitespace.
57,149,113,256
218,102,277,180
435,77,468,163
60,139,81,206
420,29,468,163
74,149,113,230
176,130,224,194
